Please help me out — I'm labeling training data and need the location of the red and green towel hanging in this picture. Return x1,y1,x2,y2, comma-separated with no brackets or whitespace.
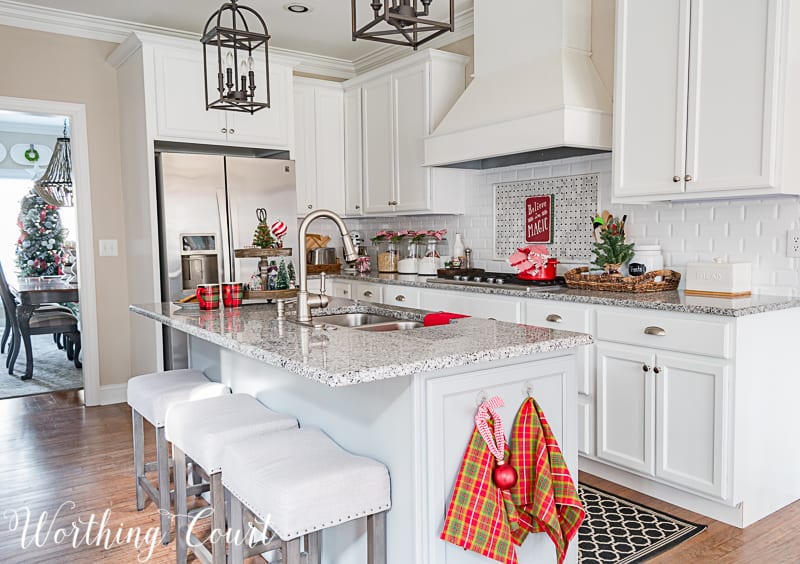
441,396,585,564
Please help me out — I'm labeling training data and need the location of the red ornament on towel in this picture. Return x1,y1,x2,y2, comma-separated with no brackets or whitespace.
475,397,518,490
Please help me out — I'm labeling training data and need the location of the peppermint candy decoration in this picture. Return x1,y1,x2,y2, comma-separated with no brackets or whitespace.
475,396,518,490
271,220,288,239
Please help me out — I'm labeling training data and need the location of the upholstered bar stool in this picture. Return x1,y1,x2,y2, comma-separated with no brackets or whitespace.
166,394,299,564
223,427,392,564
126,369,230,545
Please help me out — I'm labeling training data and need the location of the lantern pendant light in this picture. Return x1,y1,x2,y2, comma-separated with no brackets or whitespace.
34,120,74,208
202,0,271,114
351,0,455,49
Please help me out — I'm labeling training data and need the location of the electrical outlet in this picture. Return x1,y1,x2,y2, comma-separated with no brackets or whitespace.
787,231,800,257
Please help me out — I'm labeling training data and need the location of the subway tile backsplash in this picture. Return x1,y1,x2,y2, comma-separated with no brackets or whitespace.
314,153,800,296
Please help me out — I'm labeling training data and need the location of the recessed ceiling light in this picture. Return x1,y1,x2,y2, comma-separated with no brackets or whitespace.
284,4,311,13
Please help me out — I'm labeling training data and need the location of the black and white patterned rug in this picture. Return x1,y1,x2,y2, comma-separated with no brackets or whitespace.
578,483,706,563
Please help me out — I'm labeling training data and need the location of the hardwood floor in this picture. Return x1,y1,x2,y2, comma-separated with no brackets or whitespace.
1,391,798,563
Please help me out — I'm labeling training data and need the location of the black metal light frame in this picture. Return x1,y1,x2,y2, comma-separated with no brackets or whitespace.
34,121,73,207
352,0,455,50
202,0,271,114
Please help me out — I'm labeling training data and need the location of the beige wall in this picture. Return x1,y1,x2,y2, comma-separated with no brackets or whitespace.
591,0,616,97
0,25,132,387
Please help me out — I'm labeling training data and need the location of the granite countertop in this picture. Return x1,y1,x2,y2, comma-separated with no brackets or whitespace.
130,299,592,387
325,273,800,317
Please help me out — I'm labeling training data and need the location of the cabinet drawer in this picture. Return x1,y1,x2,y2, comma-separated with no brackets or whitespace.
420,289,521,322
331,281,352,299
526,301,590,333
596,309,731,359
354,282,383,303
384,286,420,308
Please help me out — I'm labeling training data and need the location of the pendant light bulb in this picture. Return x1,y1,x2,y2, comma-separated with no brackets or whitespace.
225,51,234,68
248,55,255,71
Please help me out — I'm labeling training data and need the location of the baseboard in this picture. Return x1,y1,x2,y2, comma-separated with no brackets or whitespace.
579,457,745,527
98,383,127,405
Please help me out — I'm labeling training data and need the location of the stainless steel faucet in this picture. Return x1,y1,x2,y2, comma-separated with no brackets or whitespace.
297,209,358,322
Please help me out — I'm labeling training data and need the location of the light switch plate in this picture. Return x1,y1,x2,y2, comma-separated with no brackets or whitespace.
99,239,119,257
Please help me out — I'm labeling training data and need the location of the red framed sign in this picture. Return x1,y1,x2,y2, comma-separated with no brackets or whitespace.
525,195,554,243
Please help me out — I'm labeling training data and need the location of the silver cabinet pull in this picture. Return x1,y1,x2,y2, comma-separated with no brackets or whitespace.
395,295,406,302
229,128,235,134
342,289,348,295
653,366,662,374
685,174,693,182
388,200,398,206
545,314,562,323
221,128,227,133
642,364,651,372
363,291,373,297
355,204,361,209
672,175,681,182
307,204,313,209
644,326,666,336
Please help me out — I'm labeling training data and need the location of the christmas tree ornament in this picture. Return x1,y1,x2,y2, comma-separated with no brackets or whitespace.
252,208,277,248
475,396,518,490
271,220,288,248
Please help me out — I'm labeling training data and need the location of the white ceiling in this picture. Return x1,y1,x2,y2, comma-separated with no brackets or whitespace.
17,0,473,61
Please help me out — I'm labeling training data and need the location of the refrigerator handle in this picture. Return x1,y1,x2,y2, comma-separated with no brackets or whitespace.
217,190,231,283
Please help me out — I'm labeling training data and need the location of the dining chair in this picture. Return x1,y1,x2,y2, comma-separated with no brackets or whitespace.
0,262,81,380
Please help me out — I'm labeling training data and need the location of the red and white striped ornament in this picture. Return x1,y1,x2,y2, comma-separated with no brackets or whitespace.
271,220,288,239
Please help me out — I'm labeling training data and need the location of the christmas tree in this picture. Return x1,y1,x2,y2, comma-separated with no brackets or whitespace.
592,219,634,274
16,190,65,276
287,261,296,289
252,221,276,248
276,260,289,290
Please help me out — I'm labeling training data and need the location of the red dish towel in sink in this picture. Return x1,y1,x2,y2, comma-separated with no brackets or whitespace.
423,312,470,327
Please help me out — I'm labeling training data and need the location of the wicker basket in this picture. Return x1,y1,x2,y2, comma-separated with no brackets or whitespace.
564,267,681,293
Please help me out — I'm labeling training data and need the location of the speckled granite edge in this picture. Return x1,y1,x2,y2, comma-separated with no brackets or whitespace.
326,274,800,317
130,303,593,387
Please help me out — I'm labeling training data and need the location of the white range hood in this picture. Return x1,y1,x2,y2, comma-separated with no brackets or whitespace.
425,0,612,169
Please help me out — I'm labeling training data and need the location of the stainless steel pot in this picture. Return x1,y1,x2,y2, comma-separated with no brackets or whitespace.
307,247,337,265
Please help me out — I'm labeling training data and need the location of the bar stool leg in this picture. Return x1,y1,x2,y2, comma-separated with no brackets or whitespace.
307,531,322,564
284,537,302,564
155,426,171,545
229,495,245,564
173,446,189,564
367,512,387,564
132,410,145,511
210,472,227,564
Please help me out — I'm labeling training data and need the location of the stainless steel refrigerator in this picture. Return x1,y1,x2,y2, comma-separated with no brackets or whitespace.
156,152,298,369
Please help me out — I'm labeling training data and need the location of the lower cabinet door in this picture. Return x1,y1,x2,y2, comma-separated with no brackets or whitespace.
596,343,656,475
577,395,595,456
655,352,730,499
354,282,383,303
383,285,419,308
331,281,352,298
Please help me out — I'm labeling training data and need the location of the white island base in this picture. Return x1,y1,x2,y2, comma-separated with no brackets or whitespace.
190,336,580,564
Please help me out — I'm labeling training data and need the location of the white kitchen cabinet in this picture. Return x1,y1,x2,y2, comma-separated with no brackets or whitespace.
613,0,800,201
383,285,420,309
293,78,345,215
419,288,522,323
331,280,353,299
344,50,469,215
153,42,293,149
354,281,383,303
344,88,364,216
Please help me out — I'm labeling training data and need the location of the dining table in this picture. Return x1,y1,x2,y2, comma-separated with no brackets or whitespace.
13,277,79,379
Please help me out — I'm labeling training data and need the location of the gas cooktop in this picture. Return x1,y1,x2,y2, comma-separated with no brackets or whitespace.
433,272,567,292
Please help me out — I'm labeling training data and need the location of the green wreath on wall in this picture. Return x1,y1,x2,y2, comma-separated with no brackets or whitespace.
24,145,39,162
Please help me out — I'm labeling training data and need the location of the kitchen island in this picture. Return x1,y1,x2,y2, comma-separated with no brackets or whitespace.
131,299,592,564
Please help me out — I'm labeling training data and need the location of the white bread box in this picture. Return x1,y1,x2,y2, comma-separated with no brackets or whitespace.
685,259,752,297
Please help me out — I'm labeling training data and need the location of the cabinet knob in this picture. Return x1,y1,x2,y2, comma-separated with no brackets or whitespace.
342,289,348,295
307,204,313,209
672,175,681,182
653,366,662,374
545,314,562,323
388,200,398,206
355,205,361,210
229,128,235,134
395,295,406,302
684,174,693,182
221,128,227,134
644,326,666,336
364,291,373,297
642,364,651,372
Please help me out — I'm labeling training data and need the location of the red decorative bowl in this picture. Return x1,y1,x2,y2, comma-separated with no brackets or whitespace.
517,258,559,281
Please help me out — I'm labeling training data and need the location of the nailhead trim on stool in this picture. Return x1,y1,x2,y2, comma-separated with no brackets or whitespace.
166,394,298,564
222,427,391,564
126,369,230,546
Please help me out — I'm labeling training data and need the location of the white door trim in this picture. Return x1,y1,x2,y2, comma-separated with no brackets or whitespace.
0,96,100,406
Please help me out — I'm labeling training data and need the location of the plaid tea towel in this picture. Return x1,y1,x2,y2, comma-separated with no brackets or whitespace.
508,397,585,564
440,419,520,564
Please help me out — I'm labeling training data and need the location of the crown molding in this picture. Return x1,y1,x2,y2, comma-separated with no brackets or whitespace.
352,7,474,75
0,0,357,79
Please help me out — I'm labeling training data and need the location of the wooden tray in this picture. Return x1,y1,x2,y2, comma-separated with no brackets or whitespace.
234,247,292,258
436,268,485,277
244,288,298,300
564,267,681,293
306,261,341,275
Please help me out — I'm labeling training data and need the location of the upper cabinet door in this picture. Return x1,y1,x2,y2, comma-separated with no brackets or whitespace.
227,64,292,149
344,87,364,216
313,86,346,213
361,77,395,214
684,0,779,193
154,47,227,142
393,63,431,212
293,81,316,214
613,0,691,198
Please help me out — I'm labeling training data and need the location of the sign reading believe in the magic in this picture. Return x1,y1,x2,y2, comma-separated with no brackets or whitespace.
525,195,554,244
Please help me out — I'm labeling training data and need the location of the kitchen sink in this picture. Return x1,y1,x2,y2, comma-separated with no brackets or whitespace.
311,313,423,332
